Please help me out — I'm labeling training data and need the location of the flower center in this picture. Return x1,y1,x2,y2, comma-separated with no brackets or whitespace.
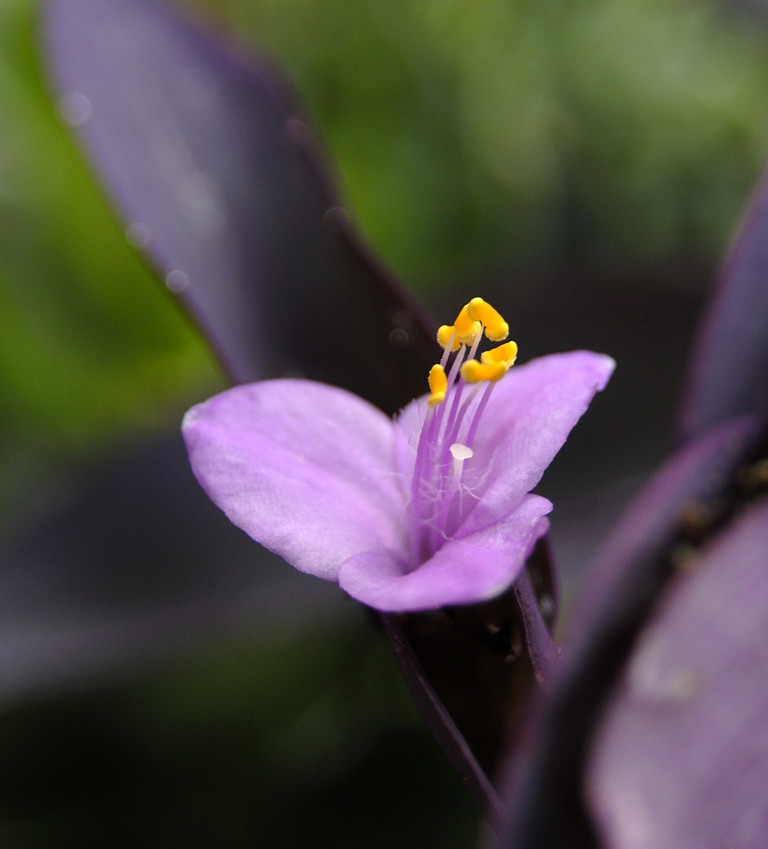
408,298,517,569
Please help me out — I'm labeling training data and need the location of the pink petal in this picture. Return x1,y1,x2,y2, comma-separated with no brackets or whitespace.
183,380,407,580
337,494,552,611
461,351,614,533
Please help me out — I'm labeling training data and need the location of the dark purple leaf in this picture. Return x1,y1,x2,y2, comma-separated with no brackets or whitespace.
44,0,434,412
380,615,503,823
387,539,557,797
0,433,350,701
493,416,763,849
570,414,763,634
381,546,558,825
586,494,768,849
679,161,768,440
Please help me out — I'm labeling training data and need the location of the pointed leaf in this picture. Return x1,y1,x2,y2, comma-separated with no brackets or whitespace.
587,495,768,849
380,615,503,823
393,540,557,787
44,0,434,411
680,161,768,439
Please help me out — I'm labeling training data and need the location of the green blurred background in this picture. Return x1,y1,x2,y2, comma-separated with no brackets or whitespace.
1,0,768,844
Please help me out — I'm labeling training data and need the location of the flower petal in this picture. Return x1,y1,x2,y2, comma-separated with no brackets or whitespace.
462,351,614,532
183,380,406,580
338,494,551,611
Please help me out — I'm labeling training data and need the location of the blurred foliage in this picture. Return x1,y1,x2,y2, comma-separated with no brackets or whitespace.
0,621,478,849
0,0,221,531
188,0,768,285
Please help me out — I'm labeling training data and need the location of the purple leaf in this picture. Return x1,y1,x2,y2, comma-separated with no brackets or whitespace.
44,0,433,411
381,615,503,822
493,416,763,849
586,494,768,849
679,161,768,440
0,433,349,702
393,538,558,786
570,414,763,635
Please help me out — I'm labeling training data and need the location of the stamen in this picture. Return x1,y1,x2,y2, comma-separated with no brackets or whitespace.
436,325,460,351
411,296,517,568
481,340,518,367
464,381,495,449
436,301,481,351
468,297,509,342
439,334,456,369
441,334,478,448
454,303,482,344
460,359,508,383
427,364,447,407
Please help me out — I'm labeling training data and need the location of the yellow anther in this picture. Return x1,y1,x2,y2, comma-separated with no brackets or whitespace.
460,358,508,384
467,297,509,342
427,364,448,406
433,298,516,395
481,340,518,368
437,324,460,352
453,303,482,344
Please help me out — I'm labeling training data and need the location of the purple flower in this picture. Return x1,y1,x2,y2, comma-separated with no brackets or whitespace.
183,298,614,612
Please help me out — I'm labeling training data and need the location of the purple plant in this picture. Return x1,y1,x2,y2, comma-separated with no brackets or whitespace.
44,0,768,846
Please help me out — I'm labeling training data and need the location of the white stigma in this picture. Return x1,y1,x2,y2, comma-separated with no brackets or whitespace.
450,443,474,462
450,442,473,483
